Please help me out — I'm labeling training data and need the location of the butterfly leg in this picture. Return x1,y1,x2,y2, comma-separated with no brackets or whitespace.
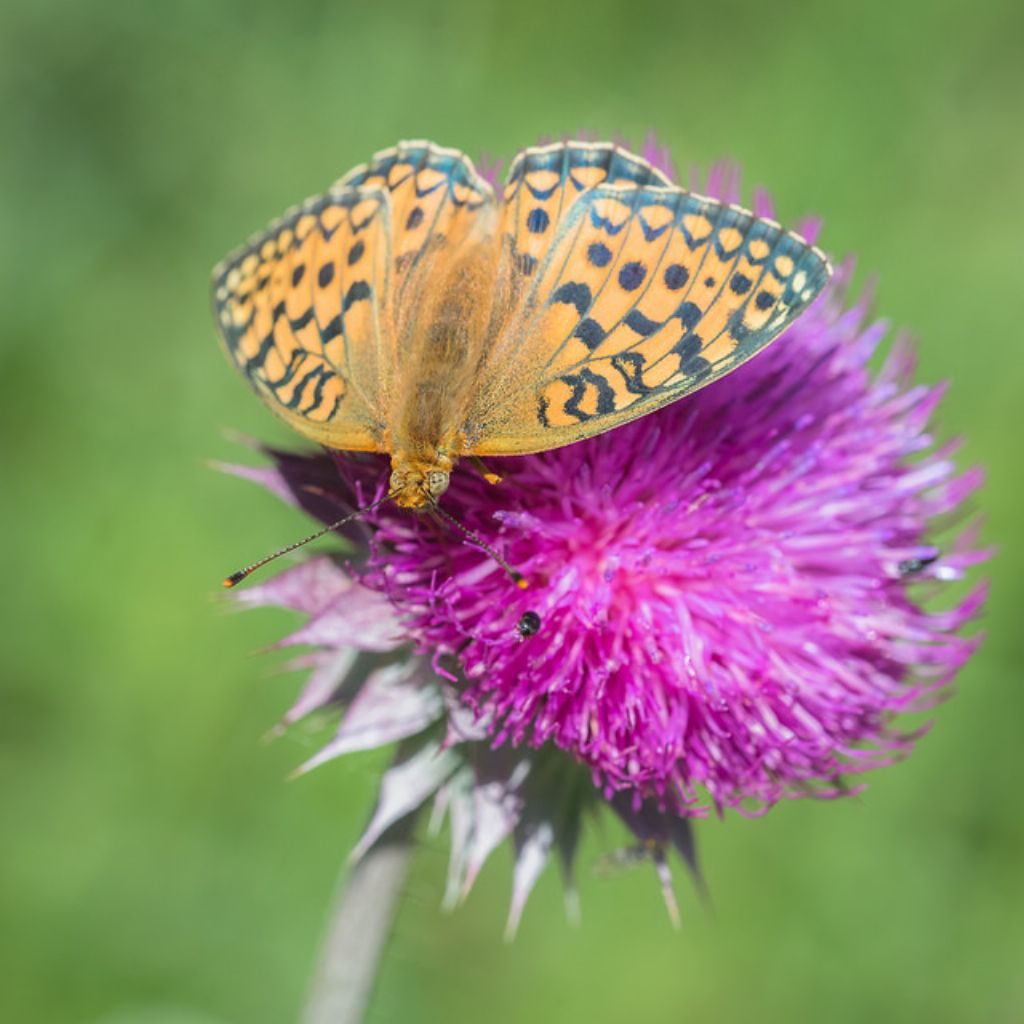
468,455,503,485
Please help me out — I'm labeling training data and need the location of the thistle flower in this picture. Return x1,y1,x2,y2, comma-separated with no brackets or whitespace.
223,146,986,931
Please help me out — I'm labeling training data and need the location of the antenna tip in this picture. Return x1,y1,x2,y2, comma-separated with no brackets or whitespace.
514,575,529,590
223,571,247,588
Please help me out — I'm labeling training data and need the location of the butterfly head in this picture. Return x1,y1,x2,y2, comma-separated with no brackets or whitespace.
388,457,451,510
387,452,528,590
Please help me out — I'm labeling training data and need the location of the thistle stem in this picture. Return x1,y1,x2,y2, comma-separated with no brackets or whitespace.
302,811,418,1024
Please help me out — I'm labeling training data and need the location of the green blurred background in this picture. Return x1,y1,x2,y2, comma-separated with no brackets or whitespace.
2,1,1021,1021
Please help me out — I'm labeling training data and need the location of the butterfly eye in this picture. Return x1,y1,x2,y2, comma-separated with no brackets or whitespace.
427,471,449,497
389,470,406,492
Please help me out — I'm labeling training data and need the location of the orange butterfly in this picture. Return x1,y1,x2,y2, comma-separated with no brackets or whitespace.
213,140,831,518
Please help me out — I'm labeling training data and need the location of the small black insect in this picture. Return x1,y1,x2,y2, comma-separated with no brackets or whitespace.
898,553,939,576
516,610,542,637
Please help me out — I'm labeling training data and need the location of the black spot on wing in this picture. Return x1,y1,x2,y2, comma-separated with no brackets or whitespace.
264,348,304,387
611,351,652,395
624,309,659,337
321,314,342,343
677,301,702,330
672,333,703,362
537,395,551,428
515,252,538,276
730,272,752,295
574,318,606,350
728,309,751,342
550,281,592,315
618,261,646,291
679,353,711,380
343,280,372,312
284,367,327,410
664,264,689,290
527,208,550,233
289,308,314,331
298,367,336,415
562,368,616,421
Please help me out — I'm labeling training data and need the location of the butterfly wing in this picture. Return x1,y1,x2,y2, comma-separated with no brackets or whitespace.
212,141,495,451
496,141,672,277
212,186,391,450
464,144,831,455
337,141,496,346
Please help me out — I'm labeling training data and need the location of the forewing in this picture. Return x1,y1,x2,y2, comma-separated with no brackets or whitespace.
212,140,495,451
467,174,832,454
497,141,672,277
213,188,391,450
337,141,495,337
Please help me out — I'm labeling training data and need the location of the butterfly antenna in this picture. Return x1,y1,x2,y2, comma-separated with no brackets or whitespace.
222,497,387,588
432,504,528,589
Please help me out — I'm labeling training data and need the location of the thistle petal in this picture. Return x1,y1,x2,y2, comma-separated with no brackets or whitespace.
351,739,461,863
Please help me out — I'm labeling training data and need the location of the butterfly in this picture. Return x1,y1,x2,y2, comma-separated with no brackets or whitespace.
213,139,831,517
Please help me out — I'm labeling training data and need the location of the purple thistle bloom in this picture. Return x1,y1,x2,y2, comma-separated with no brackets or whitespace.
223,145,987,928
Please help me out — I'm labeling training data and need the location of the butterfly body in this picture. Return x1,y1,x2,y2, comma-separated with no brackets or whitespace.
213,140,832,511
385,227,503,508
